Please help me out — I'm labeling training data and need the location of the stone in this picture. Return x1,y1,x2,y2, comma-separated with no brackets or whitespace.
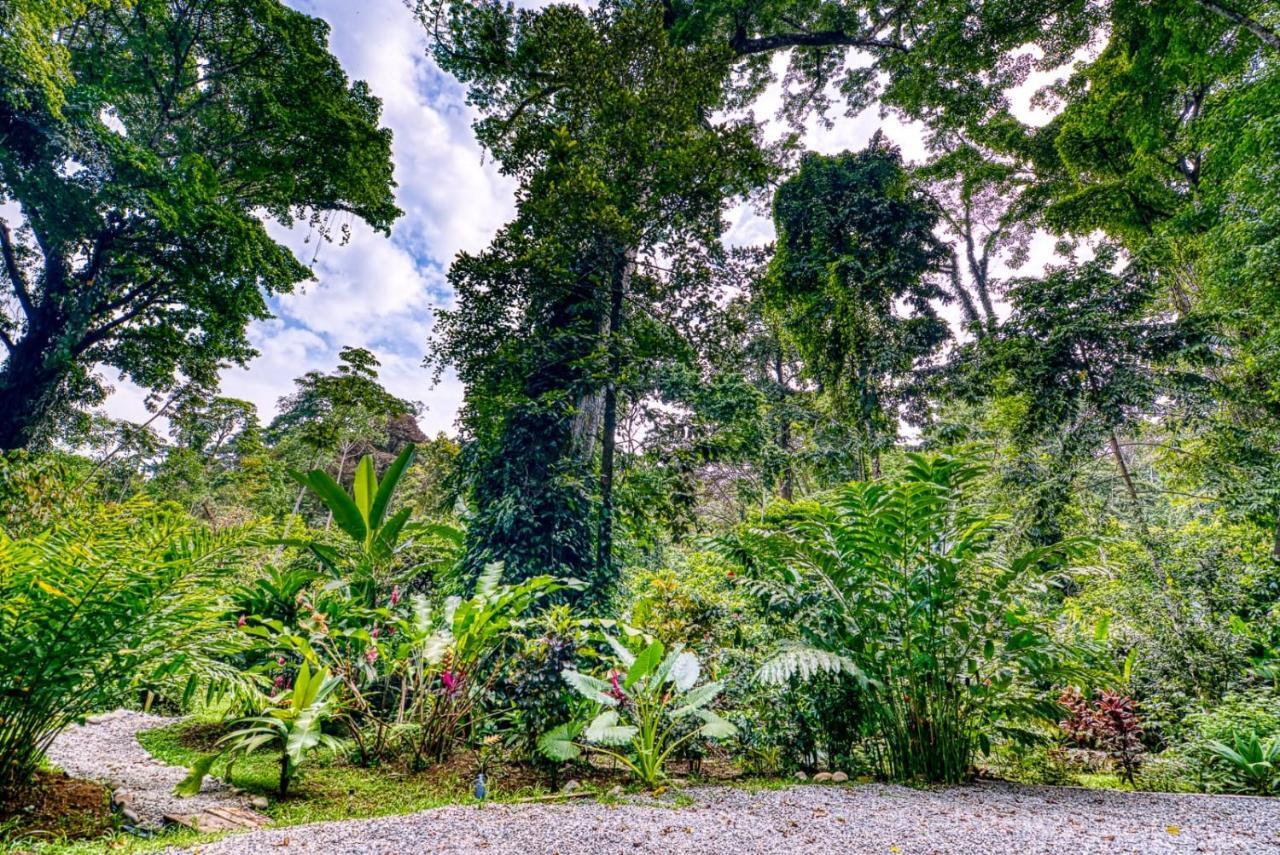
561,780,581,794
813,772,833,783
793,771,808,782
111,789,134,808
121,807,140,825
607,785,624,797
831,771,849,783
250,795,269,809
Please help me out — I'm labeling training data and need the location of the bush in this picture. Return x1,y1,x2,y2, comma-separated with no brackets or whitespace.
724,454,1095,783
1172,689,1280,792
0,501,260,795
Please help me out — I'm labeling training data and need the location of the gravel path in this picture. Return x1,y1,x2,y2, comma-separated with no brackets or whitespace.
44,710,254,827
181,781,1280,854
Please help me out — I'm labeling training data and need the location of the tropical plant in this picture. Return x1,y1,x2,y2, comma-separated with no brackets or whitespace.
179,662,343,797
723,454,1094,783
0,500,261,795
1059,688,1146,786
539,638,737,788
1206,733,1280,796
289,446,419,606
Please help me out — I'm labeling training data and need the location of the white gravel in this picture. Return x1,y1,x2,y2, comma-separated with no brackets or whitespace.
181,781,1280,854
44,709,253,827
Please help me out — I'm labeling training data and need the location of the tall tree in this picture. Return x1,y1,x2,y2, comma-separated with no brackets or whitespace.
0,0,399,449
765,138,948,477
422,0,769,592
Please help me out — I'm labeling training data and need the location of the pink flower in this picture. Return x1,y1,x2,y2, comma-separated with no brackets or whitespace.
277,656,286,666
237,615,246,627
371,625,380,638
390,585,401,606
441,670,460,694
608,670,628,702
366,646,379,665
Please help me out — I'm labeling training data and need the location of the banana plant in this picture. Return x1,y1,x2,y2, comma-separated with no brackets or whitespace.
539,638,736,787
289,445,417,604
177,662,343,797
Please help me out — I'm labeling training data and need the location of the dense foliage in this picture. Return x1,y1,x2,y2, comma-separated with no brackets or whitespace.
1,0,1279,835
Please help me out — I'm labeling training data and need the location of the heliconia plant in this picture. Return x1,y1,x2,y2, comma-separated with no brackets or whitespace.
538,638,736,788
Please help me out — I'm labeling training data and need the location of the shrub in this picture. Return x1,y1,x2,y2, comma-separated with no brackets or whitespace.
724,454,1094,784
1206,733,1280,795
1059,688,1145,786
1173,689,1280,792
540,639,736,787
0,501,260,795
180,662,343,796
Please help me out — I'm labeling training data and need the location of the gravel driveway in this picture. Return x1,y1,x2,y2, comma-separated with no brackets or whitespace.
181,781,1280,854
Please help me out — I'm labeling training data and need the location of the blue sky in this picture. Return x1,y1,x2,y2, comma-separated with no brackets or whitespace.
103,0,1060,436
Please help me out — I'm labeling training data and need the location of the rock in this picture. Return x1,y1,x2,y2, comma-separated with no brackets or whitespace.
832,771,849,783
561,780,581,794
121,807,141,824
250,795,269,809
228,786,243,795
793,771,808,782
112,789,134,808
607,785,624,797
814,772,834,783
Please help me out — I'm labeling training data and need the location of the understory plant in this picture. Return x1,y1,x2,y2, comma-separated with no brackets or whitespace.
0,501,260,796
539,638,736,787
723,454,1093,784
1206,732,1280,795
179,662,343,797
1059,688,1145,786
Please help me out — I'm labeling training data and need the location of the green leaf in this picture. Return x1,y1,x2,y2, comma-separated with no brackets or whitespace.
694,709,737,739
670,681,723,717
302,470,366,544
562,669,617,705
370,446,416,529
584,710,638,746
625,640,664,688
174,754,217,797
538,723,583,761
352,456,376,523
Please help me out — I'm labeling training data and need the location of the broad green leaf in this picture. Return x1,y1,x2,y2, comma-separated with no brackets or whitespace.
694,709,737,739
562,669,617,706
352,455,376,522
370,446,416,529
538,723,583,761
625,640,664,688
670,681,723,717
584,710,638,746
302,470,366,543
174,754,217,797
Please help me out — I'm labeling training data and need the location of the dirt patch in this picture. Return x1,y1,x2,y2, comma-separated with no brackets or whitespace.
172,719,231,753
0,769,115,844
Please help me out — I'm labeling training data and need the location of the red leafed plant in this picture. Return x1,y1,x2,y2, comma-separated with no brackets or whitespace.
1059,688,1145,786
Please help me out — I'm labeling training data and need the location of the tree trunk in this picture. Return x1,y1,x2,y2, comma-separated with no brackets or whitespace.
596,247,634,576
0,328,65,451
775,349,793,501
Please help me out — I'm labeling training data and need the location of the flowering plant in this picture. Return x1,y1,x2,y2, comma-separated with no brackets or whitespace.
539,638,735,787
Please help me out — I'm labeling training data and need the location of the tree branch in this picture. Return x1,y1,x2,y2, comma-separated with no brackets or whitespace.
1192,0,1280,51
0,219,36,320
730,27,906,57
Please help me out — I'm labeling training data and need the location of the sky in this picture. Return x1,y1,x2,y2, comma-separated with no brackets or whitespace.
102,0,1062,437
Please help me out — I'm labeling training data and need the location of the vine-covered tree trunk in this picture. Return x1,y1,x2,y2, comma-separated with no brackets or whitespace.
596,247,634,577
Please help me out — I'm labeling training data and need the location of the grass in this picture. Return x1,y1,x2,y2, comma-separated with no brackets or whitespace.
2,717,562,854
